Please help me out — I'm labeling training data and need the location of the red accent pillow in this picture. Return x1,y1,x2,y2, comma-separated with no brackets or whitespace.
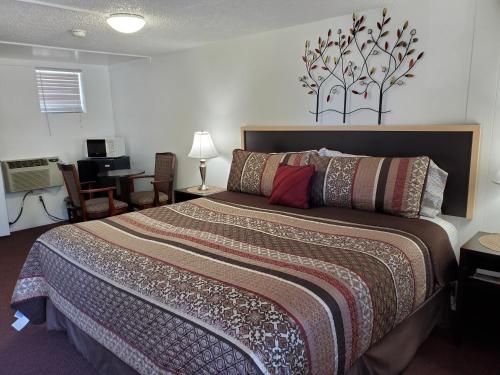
269,164,315,209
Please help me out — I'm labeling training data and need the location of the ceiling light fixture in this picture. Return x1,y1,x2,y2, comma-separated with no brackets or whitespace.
106,13,145,34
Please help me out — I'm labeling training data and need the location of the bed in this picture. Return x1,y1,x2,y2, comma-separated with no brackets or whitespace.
11,125,479,375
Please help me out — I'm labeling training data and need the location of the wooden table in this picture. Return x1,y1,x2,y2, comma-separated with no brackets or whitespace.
98,169,145,200
174,186,225,203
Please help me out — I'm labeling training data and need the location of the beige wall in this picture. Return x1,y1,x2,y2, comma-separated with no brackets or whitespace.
0,58,116,232
109,0,500,245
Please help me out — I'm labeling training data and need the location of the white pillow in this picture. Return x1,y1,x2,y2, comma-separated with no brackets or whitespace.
420,160,448,218
318,148,350,157
317,148,448,218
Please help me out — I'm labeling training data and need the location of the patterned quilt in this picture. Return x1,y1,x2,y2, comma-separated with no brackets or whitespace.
11,196,452,375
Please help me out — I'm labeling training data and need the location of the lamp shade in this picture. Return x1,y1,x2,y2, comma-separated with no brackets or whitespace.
493,169,500,185
188,131,218,159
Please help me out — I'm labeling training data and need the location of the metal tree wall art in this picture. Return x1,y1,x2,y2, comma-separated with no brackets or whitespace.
351,9,424,124
321,28,360,123
320,19,391,123
299,28,367,123
299,8,424,124
299,33,334,123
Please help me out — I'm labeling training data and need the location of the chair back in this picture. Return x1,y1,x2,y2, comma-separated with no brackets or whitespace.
154,152,176,200
58,164,82,208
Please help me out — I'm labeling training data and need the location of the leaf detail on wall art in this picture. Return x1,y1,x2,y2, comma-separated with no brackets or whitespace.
299,7,424,124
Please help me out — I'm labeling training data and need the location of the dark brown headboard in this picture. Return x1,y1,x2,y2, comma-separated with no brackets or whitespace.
241,125,480,219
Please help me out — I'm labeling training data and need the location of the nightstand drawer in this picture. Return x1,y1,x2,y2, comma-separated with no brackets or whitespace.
175,190,197,203
456,232,500,341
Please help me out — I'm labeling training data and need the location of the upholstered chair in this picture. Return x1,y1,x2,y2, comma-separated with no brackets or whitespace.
128,152,176,210
58,164,129,222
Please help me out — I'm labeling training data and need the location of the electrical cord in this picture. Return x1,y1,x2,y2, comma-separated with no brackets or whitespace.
8,190,66,225
38,196,66,221
8,190,33,225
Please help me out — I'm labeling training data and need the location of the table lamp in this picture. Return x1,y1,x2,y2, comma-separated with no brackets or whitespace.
188,131,218,191
479,169,500,251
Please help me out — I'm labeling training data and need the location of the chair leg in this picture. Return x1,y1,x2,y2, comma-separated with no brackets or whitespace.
66,206,79,223
66,206,73,223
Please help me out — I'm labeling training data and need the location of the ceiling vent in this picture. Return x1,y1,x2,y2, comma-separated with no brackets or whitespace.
1,157,63,193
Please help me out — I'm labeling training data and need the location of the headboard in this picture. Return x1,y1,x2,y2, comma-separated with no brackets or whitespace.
241,125,480,219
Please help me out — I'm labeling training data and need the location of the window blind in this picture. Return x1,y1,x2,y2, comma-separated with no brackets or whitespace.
35,68,85,113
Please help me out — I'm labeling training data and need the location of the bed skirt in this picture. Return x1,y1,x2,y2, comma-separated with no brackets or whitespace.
346,286,448,374
45,286,449,375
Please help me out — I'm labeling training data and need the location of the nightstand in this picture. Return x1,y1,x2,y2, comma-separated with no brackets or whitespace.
174,186,225,203
456,232,500,341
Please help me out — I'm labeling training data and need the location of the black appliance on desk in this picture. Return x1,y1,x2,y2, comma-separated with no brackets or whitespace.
77,156,130,188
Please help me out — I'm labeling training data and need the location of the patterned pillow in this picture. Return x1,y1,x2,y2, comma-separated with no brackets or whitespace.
318,148,447,218
309,153,431,218
227,149,312,197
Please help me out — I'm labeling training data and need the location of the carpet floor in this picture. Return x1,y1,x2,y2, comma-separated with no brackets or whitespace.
1,224,499,375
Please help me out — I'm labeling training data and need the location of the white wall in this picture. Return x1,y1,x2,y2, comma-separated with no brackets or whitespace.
0,170,9,236
466,0,500,242
109,0,500,246
0,58,116,232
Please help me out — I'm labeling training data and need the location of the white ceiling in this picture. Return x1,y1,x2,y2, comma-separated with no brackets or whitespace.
0,0,403,62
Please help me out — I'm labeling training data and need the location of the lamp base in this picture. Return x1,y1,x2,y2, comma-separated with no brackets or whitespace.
198,159,207,191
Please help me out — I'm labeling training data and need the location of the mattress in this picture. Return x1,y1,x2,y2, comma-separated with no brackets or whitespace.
421,215,459,256
11,191,457,375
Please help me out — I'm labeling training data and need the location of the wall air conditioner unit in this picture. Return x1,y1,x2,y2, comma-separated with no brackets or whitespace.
1,157,64,193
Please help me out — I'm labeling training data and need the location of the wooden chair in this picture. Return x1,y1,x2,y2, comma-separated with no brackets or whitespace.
128,152,176,210
58,164,129,222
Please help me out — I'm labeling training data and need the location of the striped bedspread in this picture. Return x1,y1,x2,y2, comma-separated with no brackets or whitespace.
11,196,453,374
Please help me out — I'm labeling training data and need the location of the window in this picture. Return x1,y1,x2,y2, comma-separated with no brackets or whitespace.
35,68,86,113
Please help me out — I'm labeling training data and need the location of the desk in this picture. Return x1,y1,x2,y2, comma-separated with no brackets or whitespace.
98,169,144,200
98,169,145,179
78,156,130,184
